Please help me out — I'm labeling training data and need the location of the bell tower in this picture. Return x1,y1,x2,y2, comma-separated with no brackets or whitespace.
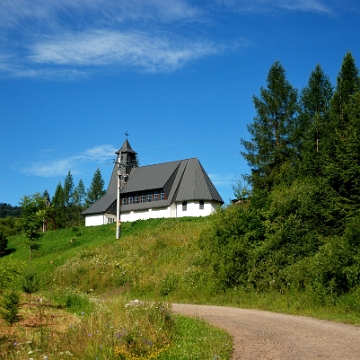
116,138,138,176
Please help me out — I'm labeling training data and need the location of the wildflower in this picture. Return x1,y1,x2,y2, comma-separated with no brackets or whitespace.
13,342,17,346
88,334,92,337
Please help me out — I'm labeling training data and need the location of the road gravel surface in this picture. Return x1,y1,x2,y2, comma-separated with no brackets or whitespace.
172,303,360,359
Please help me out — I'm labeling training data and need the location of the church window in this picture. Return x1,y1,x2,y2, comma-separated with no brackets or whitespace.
182,201,187,211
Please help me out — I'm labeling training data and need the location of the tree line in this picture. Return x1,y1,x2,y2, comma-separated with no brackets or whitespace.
201,52,360,304
0,168,106,239
0,203,21,218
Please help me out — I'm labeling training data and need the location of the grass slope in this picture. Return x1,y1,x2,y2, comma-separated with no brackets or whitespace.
0,217,232,359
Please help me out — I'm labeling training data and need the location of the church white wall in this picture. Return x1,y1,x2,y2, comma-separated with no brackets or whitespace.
85,214,106,226
85,214,116,226
175,200,217,218
85,201,219,226
121,207,170,222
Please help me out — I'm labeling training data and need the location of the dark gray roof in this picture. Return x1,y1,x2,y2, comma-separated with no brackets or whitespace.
121,139,137,154
125,161,181,192
82,157,223,215
82,192,116,216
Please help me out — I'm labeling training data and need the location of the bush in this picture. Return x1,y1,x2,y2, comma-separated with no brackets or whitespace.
22,269,40,295
0,232,8,255
0,291,21,325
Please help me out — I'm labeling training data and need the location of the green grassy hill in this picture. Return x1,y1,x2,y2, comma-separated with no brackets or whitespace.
5,217,214,301
0,217,233,360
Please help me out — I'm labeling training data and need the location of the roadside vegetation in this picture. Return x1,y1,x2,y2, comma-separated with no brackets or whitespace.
0,219,232,360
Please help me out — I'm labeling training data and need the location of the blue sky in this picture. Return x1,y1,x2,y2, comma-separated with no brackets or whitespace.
1,0,360,206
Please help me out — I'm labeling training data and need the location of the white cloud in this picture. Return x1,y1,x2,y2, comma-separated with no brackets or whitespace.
29,30,218,72
0,0,216,77
216,0,332,14
0,0,199,30
21,144,116,177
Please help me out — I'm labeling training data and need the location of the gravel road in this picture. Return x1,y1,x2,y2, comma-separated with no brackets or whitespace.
171,303,360,359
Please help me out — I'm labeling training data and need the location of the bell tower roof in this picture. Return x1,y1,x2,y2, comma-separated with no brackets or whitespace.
120,139,137,154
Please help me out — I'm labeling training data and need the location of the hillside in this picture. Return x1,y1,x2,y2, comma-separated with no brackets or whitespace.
0,217,233,360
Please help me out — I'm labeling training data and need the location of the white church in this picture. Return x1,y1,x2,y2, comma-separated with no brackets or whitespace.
82,139,224,226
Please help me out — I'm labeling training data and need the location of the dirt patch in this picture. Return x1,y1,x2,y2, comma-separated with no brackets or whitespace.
0,298,79,338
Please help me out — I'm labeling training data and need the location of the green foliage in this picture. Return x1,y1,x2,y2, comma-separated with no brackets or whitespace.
232,174,252,201
0,259,24,292
63,171,74,207
199,205,264,289
86,168,106,206
22,268,40,295
73,179,86,208
202,52,360,309
0,216,22,238
0,232,8,255
23,213,43,258
298,64,333,177
0,203,21,218
241,61,298,192
0,291,21,325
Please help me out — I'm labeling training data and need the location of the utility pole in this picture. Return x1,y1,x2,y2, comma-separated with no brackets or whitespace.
115,150,128,239
116,167,121,239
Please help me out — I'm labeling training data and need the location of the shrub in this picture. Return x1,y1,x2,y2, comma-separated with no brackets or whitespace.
0,232,7,255
0,291,21,325
22,269,40,295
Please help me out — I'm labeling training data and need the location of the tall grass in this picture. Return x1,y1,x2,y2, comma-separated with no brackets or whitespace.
1,217,233,359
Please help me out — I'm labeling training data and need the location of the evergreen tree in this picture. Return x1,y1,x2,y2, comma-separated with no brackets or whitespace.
63,170,74,206
86,168,106,206
52,182,65,228
298,64,333,177
52,182,65,208
241,61,298,195
331,52,360,125
326,53,360,206
73,179,86,208
332,92,360,207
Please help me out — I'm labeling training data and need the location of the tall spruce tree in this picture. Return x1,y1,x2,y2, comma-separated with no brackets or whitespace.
298,64,333,177
331,52,360,126
52,182,65,228
241,61,298,195
63,171,74,206
332,92,360,207
326,53,360,203
86,168,106,206
73,179,86,208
